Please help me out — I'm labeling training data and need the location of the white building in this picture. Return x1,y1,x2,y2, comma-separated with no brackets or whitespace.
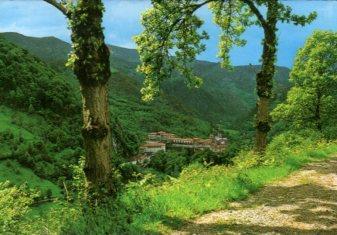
140,141,166,155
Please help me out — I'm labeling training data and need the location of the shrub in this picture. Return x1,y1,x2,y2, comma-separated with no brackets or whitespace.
234,149,263,170
0,181,37,233
264,129,323,165
60,202,131,235
191,148,234,166
148,147,235,177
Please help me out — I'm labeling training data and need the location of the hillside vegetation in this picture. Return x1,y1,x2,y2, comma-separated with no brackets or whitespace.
0,32,290,127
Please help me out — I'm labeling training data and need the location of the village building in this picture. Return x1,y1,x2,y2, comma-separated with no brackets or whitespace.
148,131,176,142
209,133,228,152
140,141,166,155
139,131,228,157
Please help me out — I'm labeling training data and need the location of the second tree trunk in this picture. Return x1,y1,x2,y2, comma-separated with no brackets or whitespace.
255,0,278,153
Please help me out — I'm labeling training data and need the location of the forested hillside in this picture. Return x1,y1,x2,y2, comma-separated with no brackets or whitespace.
0,32,290,127
0,37,82,206
0,34,219,181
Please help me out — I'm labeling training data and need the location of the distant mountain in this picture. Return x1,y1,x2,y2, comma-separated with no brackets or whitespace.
0,32,290,127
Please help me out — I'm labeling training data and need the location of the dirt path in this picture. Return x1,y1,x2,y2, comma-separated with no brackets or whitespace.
174,157,337,235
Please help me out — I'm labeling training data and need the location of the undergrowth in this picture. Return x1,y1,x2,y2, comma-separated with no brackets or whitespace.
5,131,337,234
118,132,337,233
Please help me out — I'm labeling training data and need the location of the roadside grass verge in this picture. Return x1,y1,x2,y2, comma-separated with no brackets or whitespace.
11,132,337,234
121,137,337,233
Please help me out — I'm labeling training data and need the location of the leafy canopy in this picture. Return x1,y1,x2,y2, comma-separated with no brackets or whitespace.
272,31,337,134
135,0,316,101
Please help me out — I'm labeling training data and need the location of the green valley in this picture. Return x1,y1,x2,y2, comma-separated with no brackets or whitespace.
1,1,336,232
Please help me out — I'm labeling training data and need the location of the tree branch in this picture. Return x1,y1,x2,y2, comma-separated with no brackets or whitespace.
225,0,233,36
43,0,69,17
242,0,267,30
162,0,216,44
190,0,218,10
156,0,216,66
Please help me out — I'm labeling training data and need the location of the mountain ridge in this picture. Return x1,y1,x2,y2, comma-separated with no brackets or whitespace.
0,32,290,69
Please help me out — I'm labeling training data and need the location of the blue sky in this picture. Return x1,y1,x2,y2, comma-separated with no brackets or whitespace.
0,1,336,67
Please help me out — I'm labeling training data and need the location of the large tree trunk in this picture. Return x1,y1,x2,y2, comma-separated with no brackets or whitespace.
70,0,116,203
255,0,278,153
81,84,115,201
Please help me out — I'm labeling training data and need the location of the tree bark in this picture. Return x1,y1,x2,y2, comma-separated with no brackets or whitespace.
70,0,116,203
315,90,322,131
256,96,270,152
81,84,115,201
255,0,278,153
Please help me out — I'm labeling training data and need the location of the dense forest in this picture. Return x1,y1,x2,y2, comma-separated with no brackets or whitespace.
0,0,337,234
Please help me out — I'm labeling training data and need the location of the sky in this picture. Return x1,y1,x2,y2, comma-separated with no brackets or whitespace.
0,1,336,68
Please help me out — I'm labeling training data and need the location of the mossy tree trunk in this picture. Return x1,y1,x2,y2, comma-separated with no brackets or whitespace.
43,0,125,204
70,0,116,203
255,0,278,153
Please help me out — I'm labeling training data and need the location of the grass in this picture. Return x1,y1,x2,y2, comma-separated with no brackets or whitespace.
5,132,337,235
0,106,36,141
120,140,337,233
0,160,61,197
0,106,38,160
0,106,61,197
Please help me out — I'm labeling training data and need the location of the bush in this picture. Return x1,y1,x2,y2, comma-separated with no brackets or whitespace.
60,202,131,235
0,181,37,233
119,162,143,182
191,148,234,166
233,150,261,169
264,129,323,165
148,147,236,177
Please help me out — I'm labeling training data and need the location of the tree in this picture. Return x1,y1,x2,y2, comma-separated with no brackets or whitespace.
135,0,315,153
272,31,337,137
43,0,116,202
